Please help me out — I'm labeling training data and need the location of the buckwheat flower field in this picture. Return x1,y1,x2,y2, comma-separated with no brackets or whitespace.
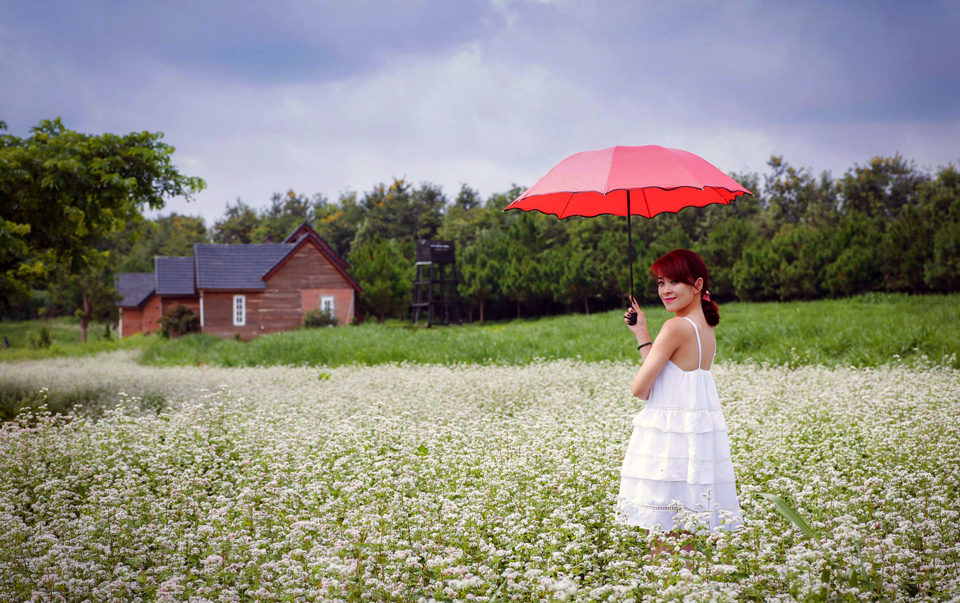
1,352,958,602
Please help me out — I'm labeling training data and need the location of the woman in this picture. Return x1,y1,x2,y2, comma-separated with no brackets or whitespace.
616,249,744,556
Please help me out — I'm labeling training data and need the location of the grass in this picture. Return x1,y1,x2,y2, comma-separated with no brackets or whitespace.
135,292,960,369
0,316,148,362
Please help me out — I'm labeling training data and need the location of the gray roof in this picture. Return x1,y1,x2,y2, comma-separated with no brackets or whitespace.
155,256,196,296
115,272,155,307
194,244,295,289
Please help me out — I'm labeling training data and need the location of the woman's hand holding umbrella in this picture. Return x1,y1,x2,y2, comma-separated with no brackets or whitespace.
624,295,650,345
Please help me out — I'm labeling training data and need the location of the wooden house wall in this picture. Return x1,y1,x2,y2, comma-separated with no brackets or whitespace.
261,243,355,332
200,291,263,340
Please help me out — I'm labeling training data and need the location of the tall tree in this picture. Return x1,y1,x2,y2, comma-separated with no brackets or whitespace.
48,250,120,342
411,181,447,243
920,165,960,292
458,226,505,322
315,190,366,259
116,213,208,273
454,183,482,211
351,179,448,258
838,154,928,219
211,198,260,244
347,237,412,323
254,190,329,243
0,118,205,333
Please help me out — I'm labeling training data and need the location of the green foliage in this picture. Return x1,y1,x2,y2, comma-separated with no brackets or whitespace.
920,166,960,292
351,179,446,256
48,250,121,342
116,213,208,273
211,198,260,244
881,204,933,292
0,118,205,312
348,236,412,323
7,137,960,327
760,492,819,541
302,308,339,328
734,238,780,301
927,220,960,292
838,154,928,219
158,304,200,338
29,324,52,349
822,211,885,296
314,191,366,260
209,189,364,259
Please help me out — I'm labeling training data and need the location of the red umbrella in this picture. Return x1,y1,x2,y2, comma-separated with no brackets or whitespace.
503,145,753,312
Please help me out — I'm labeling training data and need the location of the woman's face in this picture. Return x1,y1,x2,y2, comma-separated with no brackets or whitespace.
656,274,703,312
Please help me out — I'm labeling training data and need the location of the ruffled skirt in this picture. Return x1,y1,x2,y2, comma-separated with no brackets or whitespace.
616,370,744,532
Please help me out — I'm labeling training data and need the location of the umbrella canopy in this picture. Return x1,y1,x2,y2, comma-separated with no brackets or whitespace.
504,145,751,219
503,145,753,301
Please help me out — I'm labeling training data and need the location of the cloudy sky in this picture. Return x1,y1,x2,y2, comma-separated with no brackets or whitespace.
2,0,958,223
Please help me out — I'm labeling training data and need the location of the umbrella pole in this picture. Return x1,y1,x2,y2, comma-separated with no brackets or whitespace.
626,190,635,301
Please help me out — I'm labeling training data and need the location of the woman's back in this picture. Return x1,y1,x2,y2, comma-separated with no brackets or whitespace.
666,316,716,372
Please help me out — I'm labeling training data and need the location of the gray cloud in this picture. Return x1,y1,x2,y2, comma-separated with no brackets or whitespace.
1,0,957,226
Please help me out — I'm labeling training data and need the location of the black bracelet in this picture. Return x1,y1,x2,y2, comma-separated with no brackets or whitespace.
637,341,652,350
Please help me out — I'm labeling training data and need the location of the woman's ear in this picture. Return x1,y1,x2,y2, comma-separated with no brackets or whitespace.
695,277,704,293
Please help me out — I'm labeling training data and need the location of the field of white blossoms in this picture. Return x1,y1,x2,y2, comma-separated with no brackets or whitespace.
1,351,959,602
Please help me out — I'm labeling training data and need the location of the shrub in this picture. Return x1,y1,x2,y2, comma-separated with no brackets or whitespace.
159,305,200,338
303,308,339,328
29,324,52,349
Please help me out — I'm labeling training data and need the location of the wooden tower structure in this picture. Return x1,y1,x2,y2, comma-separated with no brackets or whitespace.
411,240,462,326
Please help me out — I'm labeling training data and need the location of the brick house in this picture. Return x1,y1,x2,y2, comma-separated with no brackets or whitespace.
114,223,361,339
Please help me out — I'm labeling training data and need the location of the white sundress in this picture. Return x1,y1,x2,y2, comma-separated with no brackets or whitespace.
616,316,744,532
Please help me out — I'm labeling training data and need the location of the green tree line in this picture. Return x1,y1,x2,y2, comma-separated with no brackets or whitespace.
4,118,958,326
161,155,960,323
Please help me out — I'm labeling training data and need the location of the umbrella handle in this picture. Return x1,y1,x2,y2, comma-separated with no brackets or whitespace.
626,190,637,325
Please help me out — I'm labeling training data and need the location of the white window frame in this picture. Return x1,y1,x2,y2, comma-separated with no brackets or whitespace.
233,294,246,326
320,295,335,317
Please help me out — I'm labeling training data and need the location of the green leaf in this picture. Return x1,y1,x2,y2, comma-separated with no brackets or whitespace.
415,443,429,456
760,492,818,541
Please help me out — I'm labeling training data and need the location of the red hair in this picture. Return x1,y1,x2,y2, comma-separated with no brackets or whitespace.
649,249,719,326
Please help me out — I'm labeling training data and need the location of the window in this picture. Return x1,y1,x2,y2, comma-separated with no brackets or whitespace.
233,295,246,326
320,295,335,317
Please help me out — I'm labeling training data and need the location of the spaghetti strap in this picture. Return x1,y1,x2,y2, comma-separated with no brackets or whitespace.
680,316,702,369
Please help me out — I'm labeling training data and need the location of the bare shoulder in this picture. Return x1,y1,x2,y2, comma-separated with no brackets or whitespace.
661,316,689,330
657,317,688,341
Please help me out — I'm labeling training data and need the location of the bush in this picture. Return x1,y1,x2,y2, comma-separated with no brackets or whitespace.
303,308,339,328
29,324,52,349
159,305,200,338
